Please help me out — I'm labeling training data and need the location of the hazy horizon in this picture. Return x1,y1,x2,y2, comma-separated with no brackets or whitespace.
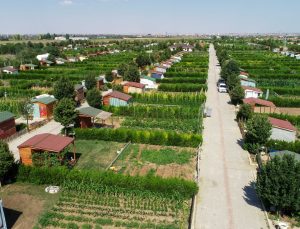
0,0,299,35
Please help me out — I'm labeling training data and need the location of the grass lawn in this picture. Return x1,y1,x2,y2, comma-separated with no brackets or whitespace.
74,139,125,171
0,182,60,229
113,144,196,180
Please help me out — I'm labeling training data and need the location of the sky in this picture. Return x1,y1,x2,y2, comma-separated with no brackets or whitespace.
0,0,299,34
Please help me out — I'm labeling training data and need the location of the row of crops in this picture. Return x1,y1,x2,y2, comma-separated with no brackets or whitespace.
225,44,300,107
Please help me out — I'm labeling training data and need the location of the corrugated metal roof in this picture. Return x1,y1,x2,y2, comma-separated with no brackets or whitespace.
0,111,15,123
243,98,276,107
124,82,146,89
32,96,57,105
105,91,132,102
268,117,297,132
18,133,74,152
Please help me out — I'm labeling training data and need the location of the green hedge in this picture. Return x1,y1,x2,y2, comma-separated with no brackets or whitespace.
266,140,300,154
75,128,202,147
158,83,207,92
17,166,198,199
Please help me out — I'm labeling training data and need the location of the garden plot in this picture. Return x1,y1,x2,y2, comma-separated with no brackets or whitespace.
36,188,190,229
74,140,125,171
112,144,196,180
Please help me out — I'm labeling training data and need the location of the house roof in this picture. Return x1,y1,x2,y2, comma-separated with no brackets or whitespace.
269,150,300,161
124,82,146,89
141,75,156,82
105,91,132,102
240,71,249,76
151,71,164,75
2,66,18,72
268,117,297,132
24,64,37,67
77,107,112,120
0,111,15,123
18,133,74,152
243,98,276,107
242,86,262,93
74,84,84,90
32,96,57,105
239,76,256,83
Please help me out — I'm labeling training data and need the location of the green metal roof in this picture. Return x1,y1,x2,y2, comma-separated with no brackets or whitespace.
141,75,156,82
0,111,15,123
24,64,37,67
32,96,57,105
77,107,102,117
269,150,300,161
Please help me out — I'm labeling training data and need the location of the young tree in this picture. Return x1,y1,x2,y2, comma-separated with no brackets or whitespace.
135,54,151,68
124,65,140,82
227,73,240,91
53,76,74,100
221,60,240,81
86,88,103,109
245,114,272,147
0,140,14,185
105,70,114,83
54,98,77,135
19,98,34,131
237,104,253,121
257,155,300,214
117,63,128,77
84,74,96,90
229,85,244,105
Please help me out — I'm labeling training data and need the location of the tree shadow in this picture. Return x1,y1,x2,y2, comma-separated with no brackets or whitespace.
3,207,22,229
243,181,264,211
236,138,244,148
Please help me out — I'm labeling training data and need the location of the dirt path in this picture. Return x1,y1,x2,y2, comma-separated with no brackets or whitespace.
194,44,268,229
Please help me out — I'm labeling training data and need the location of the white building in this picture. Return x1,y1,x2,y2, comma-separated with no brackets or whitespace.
36,53,49,61
242,86,263,99
69,37,89,41
54,36,66,41
140,76,158,90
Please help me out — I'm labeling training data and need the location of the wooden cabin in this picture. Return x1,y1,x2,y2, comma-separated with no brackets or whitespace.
18,133,75,166
103,91,132,107
123,82,146,94
32,95,57,119
243,98,277,113
0,111,16,139
76,106,112,128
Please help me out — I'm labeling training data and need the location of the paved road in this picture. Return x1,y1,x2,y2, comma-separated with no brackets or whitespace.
8,120,63,161
194,44,268,229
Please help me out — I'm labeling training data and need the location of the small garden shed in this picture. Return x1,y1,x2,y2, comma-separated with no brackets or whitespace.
18,133,75,166
243,98,276,113
103,91,132,107
32,95,57,119
268,117,297,142
123,82,146,94
242,86,263,99
0,111,16,139
76,106,112,128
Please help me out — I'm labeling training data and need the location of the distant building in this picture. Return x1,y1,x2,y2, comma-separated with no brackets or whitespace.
74,84,85,103
1,66,18,74
239,75,256,88
36,53,50,61
69,37,89,41
268,117,297,142
20,64,38,71
54,36,66,41
151,71,164,79
140,76,158,90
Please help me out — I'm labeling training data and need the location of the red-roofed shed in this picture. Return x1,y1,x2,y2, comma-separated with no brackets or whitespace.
243,98,277,113
268,117,297,142
18,133,75,165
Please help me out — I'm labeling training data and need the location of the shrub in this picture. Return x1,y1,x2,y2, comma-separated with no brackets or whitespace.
237,104,253,121
229,85,245,105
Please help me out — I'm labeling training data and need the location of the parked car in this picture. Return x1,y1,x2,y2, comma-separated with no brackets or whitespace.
217,79,225,87
218,83,227,93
